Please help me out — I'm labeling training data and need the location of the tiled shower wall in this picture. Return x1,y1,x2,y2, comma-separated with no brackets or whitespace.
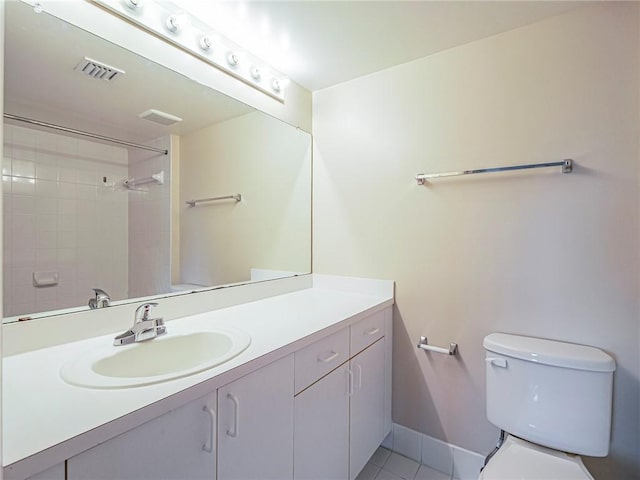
2,123,129,318
127,136,171,299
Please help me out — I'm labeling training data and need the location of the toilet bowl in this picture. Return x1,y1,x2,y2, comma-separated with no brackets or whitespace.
480,333,615,480
479,435,593,480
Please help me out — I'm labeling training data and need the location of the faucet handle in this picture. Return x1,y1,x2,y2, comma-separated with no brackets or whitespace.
89,288,111,309
135,302,159,322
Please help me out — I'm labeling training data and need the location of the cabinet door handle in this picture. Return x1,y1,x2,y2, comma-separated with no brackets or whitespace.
356,363,363,390
202,405,216,453
318,351,339,363
226,393,240,438
365,327,380,336
347,368,354,397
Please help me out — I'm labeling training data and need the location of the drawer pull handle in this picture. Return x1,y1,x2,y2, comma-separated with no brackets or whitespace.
226,393,239,438
202,405,216,453
318,351,339,363
365,327,380,336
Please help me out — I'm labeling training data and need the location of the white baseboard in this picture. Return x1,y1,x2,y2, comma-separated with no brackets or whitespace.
383,423,485,480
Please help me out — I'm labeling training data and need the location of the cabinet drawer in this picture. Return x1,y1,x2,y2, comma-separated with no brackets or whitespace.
295,328,349,394
350,310,385,356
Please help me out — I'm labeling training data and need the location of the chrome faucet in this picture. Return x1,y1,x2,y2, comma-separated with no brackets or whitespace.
113,302,167,346
89,288,111,309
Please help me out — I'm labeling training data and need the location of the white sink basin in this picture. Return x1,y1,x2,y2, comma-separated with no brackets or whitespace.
60,328,251,389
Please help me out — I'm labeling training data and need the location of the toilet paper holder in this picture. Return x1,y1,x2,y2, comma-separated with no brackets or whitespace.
417,336,458,356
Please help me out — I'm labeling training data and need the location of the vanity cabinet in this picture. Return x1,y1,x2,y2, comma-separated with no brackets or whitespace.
294,328,351,480
67,394,216,480
293,307,391,480
349,338,386,480
217,354,295,480
19,306,391,480
66,355,294,480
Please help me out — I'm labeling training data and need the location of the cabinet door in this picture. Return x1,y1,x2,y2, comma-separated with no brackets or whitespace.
349,338,386,480
294,364,350,480
67,394,216,480
217,355,294,480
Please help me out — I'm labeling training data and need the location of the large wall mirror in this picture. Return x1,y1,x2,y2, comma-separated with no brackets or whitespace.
2,1,312,323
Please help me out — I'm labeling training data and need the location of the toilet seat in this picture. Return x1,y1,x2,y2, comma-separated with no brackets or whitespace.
479,435,594,480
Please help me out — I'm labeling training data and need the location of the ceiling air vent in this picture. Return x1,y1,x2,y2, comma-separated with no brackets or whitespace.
138,109,183,126
74,57,125,82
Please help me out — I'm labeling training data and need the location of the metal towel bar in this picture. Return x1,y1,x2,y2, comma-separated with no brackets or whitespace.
417,336,458,356
416,159,572,185
186,194,242,207
124,171,164,189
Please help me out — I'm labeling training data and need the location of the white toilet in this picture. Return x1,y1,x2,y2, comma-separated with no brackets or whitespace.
480,333,616,480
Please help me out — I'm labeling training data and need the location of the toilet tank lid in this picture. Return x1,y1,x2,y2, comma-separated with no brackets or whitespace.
483,333,616,372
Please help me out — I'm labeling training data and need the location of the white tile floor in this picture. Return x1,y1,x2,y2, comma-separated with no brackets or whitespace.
356,447,455,480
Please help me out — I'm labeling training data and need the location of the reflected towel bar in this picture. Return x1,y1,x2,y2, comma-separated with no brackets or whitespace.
415,159,572,185
124,171,164,189
417,336,458,356
186,194,242,207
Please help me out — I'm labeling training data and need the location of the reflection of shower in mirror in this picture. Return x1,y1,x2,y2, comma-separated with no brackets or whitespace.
2,0,312,323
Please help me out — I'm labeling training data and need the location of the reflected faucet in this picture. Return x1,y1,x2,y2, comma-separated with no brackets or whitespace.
113,302,166,346
89,288,111,309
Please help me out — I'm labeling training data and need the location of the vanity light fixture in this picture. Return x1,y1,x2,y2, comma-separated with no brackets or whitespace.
93,0,287,102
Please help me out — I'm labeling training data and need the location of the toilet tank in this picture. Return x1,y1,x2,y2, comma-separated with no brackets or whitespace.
484,333,615,457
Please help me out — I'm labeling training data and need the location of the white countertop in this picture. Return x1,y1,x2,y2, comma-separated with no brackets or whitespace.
4,279,393,478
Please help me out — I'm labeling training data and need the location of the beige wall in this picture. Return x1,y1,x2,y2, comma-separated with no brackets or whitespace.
179,111,311,287
313,4,639,479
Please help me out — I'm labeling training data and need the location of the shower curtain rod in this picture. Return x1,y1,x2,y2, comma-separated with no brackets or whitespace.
3,113,169,155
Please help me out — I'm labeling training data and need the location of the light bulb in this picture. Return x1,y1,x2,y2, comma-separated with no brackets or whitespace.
166,12,189,33
227,52,240,67
250,66,262,81
200,35,214,51
271,77,289,93
123,0,144,10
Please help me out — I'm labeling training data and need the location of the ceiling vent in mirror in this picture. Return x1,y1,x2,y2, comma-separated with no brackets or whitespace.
74,57,125,81
138,109,183,126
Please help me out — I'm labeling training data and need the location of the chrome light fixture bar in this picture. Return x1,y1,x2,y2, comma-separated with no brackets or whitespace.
92,0,288,102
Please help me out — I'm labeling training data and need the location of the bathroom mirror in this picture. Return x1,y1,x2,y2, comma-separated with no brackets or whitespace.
2,1,312,322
